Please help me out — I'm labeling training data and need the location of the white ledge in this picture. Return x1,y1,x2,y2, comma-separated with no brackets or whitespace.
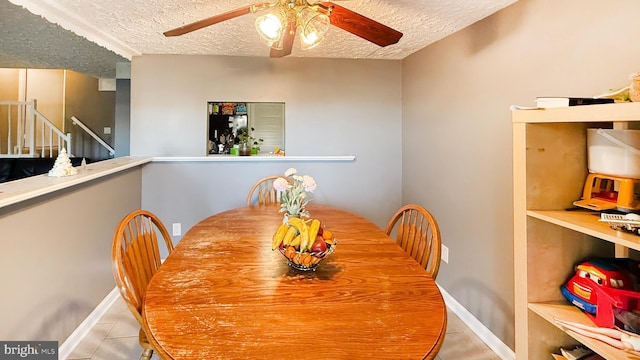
152,155,356,162
0,155,355,209
0,157,152,209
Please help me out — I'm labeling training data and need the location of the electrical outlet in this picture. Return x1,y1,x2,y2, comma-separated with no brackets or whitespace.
441,245,449,264
172,223,181,236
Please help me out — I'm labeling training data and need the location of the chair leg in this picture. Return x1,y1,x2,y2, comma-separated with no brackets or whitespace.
140,348,153,360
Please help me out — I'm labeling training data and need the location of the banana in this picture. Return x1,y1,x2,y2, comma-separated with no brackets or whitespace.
282,226,297,246
290,234,302,248
286,216,305,229
272,223,289,250
288,217,309,251
307,219,321,243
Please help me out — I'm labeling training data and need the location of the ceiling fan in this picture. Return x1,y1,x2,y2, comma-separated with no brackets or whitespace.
163,0,403,58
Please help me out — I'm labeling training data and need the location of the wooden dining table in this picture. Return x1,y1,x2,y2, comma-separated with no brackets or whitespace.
143,204,447,359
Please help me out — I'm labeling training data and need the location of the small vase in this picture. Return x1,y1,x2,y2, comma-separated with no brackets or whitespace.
239,142,251,156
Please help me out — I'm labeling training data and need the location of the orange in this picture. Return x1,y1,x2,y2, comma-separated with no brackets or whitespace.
301,253,312,267
284,246,296,259
322,230,333,240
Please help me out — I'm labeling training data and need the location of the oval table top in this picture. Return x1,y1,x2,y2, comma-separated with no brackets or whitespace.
144,205,446,359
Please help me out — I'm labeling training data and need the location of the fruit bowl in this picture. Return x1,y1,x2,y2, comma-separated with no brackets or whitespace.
278,238,337,271
272,216,337,271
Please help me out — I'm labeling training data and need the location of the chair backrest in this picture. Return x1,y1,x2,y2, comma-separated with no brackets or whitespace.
111,209,175,325
384,204,442,279
246,175,292,206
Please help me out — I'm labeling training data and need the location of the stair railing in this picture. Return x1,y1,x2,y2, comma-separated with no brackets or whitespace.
0,99,71,158
34,108,71,157
70,116,115,157
0,100,27,156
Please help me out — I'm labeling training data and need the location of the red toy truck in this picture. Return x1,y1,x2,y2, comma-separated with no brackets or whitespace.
562,258,640,327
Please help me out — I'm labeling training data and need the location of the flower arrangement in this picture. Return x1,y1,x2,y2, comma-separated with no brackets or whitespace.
273,168,317,218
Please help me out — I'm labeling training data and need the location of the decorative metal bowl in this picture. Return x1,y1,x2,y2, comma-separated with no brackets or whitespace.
278,239,337,271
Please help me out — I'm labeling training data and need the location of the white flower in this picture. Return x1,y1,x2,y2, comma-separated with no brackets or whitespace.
302,175,317,192
273,177,289,192
284,168,297,177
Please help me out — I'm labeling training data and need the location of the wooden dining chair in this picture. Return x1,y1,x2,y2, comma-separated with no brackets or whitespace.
246,175,292,206
111,209,174,360
384,204,442,279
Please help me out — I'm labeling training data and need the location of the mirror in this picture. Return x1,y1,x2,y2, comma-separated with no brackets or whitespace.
207,102,285,155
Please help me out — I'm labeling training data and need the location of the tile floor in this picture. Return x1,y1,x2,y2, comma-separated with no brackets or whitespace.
68,296,501,360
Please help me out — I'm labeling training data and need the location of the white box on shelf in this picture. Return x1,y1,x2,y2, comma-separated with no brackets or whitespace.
588,128,640,178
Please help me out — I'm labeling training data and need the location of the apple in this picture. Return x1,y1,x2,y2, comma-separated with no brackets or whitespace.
311,238,327,253
317,227,324,236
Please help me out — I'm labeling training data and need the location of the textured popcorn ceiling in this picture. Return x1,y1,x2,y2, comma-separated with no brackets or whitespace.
2,0,518,78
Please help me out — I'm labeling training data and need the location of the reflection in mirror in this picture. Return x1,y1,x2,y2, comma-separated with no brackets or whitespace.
207,102,285,155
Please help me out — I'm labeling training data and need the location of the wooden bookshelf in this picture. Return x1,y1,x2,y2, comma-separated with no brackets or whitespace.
513,102,640,359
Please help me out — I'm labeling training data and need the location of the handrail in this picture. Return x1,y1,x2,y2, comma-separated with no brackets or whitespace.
34,109,71,157
70,116,115,156
0,100,30,156
0,100,71,158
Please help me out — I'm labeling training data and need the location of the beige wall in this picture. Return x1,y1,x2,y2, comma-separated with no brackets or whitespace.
130,55,402,158
0,168,143,343
26,69,64,130
0,69,20,99
132,55,404,229
402,0,640,350
64,70,115,159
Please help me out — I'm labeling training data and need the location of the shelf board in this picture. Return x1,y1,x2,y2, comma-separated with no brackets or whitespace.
529,302,637,360
512,102,640,123
527,210,640,252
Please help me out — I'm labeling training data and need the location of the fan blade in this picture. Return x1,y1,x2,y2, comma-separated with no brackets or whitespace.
320,2,402,47
164,2,271,37
270,18,297,58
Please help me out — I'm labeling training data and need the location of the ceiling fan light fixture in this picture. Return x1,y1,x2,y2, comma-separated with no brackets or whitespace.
298,8,331,50
255,11,286,45
164,1,404,58
300,31,324,50
269,36,285,51
298,8,330,50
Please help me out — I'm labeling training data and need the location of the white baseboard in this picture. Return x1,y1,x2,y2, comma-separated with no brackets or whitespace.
59,287,120,360
438,284,515,360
